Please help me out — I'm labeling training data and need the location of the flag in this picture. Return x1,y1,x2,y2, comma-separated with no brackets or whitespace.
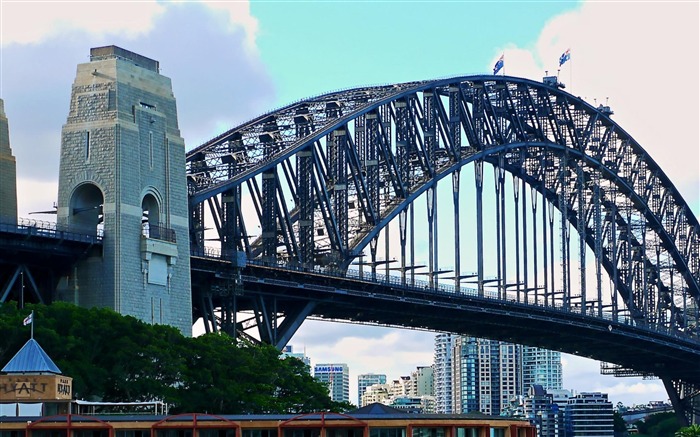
493,54,504,75
23,312,33,326
559,48,571,67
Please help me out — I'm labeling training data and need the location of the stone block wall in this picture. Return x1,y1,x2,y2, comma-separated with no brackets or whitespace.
57,47,192,335
0,99,18,223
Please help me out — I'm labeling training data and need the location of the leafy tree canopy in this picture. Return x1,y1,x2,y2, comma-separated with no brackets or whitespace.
634,411,681,437
0,302,350,414
676,424,700,437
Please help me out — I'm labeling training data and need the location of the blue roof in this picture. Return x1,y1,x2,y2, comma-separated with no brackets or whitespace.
1,339,62,374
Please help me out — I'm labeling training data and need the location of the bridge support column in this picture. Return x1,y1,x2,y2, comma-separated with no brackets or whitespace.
662,377,700,426
56,46,192,334
0,99,18,224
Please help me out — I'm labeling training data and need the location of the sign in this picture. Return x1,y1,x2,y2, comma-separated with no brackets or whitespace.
0,375,72,401
314,365,344,373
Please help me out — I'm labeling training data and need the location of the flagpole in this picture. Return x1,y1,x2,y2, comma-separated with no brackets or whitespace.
31,310,34,340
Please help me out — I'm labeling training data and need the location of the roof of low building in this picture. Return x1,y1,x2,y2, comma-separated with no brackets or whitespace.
1,338,62,374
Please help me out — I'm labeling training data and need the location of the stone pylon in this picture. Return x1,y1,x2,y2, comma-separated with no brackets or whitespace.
0,99,18,224
56,46,192,335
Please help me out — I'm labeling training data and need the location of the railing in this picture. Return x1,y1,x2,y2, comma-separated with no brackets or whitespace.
0,217,103,243
191,247,700,343
142,223,177,243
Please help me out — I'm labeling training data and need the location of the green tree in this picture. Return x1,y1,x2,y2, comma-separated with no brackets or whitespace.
613,411,628,433
676,424,700,437
635,412,681,437
0,302,346,414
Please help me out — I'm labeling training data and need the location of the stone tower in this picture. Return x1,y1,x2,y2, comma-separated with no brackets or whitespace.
57,46,192,335
0,99,18,224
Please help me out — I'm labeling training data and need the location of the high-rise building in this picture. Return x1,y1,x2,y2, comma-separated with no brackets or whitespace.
361,383,391,406
522,346,562,392
565,392,613,436
523,385,570,437
433,333,457,413
449,335,563,416
0,99,17,224
453,336,479,414
281,345,311,369
411,366,434,397
477,339,520,416
313,363,349,403
358,373,386,406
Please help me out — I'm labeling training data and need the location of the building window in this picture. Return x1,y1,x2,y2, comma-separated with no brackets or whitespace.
85,131,90,162
149,131,154,168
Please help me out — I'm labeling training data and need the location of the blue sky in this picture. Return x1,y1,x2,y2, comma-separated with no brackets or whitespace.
1,0,698,410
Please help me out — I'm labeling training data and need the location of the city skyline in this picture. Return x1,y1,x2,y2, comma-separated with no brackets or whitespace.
1,0,697,409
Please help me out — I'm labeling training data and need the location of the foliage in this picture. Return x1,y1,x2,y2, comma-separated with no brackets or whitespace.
634,412,681,437
613,411,628,432
0,302,349,414
676,424,700,437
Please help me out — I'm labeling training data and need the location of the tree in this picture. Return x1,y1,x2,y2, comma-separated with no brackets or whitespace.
0,302,348,414
676,424,700,437
613,411,627,433
635,412,681,437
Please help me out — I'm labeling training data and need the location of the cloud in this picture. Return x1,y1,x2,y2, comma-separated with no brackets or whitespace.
291,321,436,404
493,1,699,210
1,1,274,217
0,0,259,50
1,1,166,46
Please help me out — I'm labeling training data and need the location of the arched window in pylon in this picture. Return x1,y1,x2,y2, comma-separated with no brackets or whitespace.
69,183,104,237
141,192,161,239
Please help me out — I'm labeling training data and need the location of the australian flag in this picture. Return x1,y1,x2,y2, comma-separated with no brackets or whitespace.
493,54,504,75
559,48,571,67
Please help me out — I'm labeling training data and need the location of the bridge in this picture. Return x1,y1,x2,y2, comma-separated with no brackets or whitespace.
184,74,699,423
0,49,697,423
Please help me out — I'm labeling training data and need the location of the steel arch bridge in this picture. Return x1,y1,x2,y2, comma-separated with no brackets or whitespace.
185,75,700,422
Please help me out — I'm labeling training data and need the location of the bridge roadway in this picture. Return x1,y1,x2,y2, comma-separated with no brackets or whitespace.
1,220,698,387
190,254,700,386
0,219,102,303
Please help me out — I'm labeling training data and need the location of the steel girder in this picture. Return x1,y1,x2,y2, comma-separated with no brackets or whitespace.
187,76,699,419
187,75,699,336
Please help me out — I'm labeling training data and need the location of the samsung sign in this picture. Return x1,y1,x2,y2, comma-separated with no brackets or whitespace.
315,365,344,373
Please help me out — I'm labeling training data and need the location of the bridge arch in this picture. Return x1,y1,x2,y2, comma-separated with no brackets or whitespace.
186,75,700,422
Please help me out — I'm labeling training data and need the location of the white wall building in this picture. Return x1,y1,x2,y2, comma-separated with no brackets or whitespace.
358,373,386,406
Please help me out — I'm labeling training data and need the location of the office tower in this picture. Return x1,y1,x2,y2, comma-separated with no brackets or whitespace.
358,373,386,406
281,345,311,369
313,363,349,403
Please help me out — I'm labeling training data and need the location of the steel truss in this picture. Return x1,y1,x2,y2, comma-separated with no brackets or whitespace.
186,75,699,422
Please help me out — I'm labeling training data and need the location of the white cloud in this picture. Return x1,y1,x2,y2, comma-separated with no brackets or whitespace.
494,1,700,207
200,0,259,51
1,0,259,52
1,1,166,46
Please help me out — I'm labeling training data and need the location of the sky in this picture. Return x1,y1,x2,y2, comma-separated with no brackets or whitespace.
1,0,699,410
